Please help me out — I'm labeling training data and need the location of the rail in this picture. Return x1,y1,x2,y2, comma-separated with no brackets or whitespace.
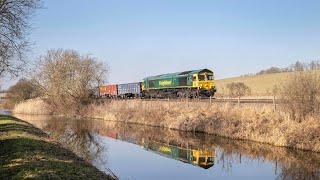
95,97,280,105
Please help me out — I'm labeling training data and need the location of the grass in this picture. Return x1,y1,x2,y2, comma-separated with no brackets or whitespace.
86,99,320,153
0,114,116,179
215,72,294,96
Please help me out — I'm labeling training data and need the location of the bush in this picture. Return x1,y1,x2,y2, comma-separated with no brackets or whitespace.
6,79,39,107
280,71,320,122
32,49,108,116
226,82,251,98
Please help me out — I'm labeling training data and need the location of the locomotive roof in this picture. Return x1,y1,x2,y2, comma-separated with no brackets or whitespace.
144,69,213,80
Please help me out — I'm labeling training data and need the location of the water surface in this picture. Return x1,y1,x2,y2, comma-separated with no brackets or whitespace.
15,115,320,180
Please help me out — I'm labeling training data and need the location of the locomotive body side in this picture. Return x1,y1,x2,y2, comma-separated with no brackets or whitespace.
142,69,216,98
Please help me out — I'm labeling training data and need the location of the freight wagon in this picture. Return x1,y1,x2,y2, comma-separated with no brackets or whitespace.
99,85,117,98
117,82,142,98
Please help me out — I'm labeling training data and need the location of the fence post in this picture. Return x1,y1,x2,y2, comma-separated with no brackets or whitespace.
238,96,240,107
210,96,212,104
273,95,276,111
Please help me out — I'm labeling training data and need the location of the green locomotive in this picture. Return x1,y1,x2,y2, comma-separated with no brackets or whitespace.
142,68,216,98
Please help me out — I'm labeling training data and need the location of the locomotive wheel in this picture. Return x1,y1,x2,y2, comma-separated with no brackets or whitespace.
177,92,184,98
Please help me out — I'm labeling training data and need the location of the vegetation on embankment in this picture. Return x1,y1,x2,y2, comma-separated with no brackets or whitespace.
87,99,320,153
0,114,116,179
12,98,53,115
12,97,320,153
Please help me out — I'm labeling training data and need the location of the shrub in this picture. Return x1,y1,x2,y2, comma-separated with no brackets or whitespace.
226,82,251,98
280,71,320,122
5,78,39,108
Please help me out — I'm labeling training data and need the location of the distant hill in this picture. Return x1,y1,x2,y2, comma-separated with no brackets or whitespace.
215,61,320,96
215,72,295,96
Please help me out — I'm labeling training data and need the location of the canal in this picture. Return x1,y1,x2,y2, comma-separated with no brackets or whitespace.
14,115,320,180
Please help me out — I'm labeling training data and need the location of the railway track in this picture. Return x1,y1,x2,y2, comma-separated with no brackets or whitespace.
95,97,279,104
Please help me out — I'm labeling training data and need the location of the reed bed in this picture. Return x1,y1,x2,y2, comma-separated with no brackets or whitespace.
13,98,320,152
87,99,320,152
12,98,53,115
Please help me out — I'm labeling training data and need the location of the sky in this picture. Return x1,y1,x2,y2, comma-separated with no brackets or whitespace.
3,0,320,87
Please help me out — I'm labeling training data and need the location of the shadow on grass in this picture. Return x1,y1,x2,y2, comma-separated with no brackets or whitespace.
0,115,115,179
0,123,49,138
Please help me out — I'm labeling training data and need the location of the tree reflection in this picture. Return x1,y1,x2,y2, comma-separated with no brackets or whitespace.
43,118,106,163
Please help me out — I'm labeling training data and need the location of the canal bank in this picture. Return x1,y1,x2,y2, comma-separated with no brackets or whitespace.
13,115,320,180
0,114,116,179
12,98,320,153
88,100,320,153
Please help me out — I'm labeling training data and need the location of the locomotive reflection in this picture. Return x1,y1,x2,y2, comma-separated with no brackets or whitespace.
102,131,215,169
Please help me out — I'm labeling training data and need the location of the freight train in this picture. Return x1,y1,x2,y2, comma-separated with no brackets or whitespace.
99,68,216,98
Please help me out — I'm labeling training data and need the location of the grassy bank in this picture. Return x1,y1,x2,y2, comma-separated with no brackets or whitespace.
0,114,115,179
87,100,320,153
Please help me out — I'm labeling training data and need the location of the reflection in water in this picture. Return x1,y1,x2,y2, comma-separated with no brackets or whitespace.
14,115,112,175
114,133,215,169
15,115,320,180
143,142,215,169
44,117,105,162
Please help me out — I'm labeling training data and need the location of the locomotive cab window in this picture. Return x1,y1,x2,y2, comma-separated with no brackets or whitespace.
207,74,214,80
207,157,214,163
198,74,205,81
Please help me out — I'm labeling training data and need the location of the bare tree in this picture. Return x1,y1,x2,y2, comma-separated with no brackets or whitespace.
226,82,251,98
0,0,41,77
291,61,305,72
6,78,39,105
33,49,108,116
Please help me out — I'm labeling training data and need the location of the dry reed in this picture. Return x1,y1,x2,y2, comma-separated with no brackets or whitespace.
12,98,53,115
13,98,320,152
87,99,320,152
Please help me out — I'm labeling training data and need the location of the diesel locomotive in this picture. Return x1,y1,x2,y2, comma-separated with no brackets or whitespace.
99,68,216,98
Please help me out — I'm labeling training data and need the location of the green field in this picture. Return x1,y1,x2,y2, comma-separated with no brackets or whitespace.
215,72,295,96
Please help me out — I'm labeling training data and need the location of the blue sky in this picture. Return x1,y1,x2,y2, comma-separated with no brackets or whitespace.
23,0,320,84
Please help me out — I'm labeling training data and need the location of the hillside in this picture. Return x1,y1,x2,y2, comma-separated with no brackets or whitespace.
215,72,295,96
